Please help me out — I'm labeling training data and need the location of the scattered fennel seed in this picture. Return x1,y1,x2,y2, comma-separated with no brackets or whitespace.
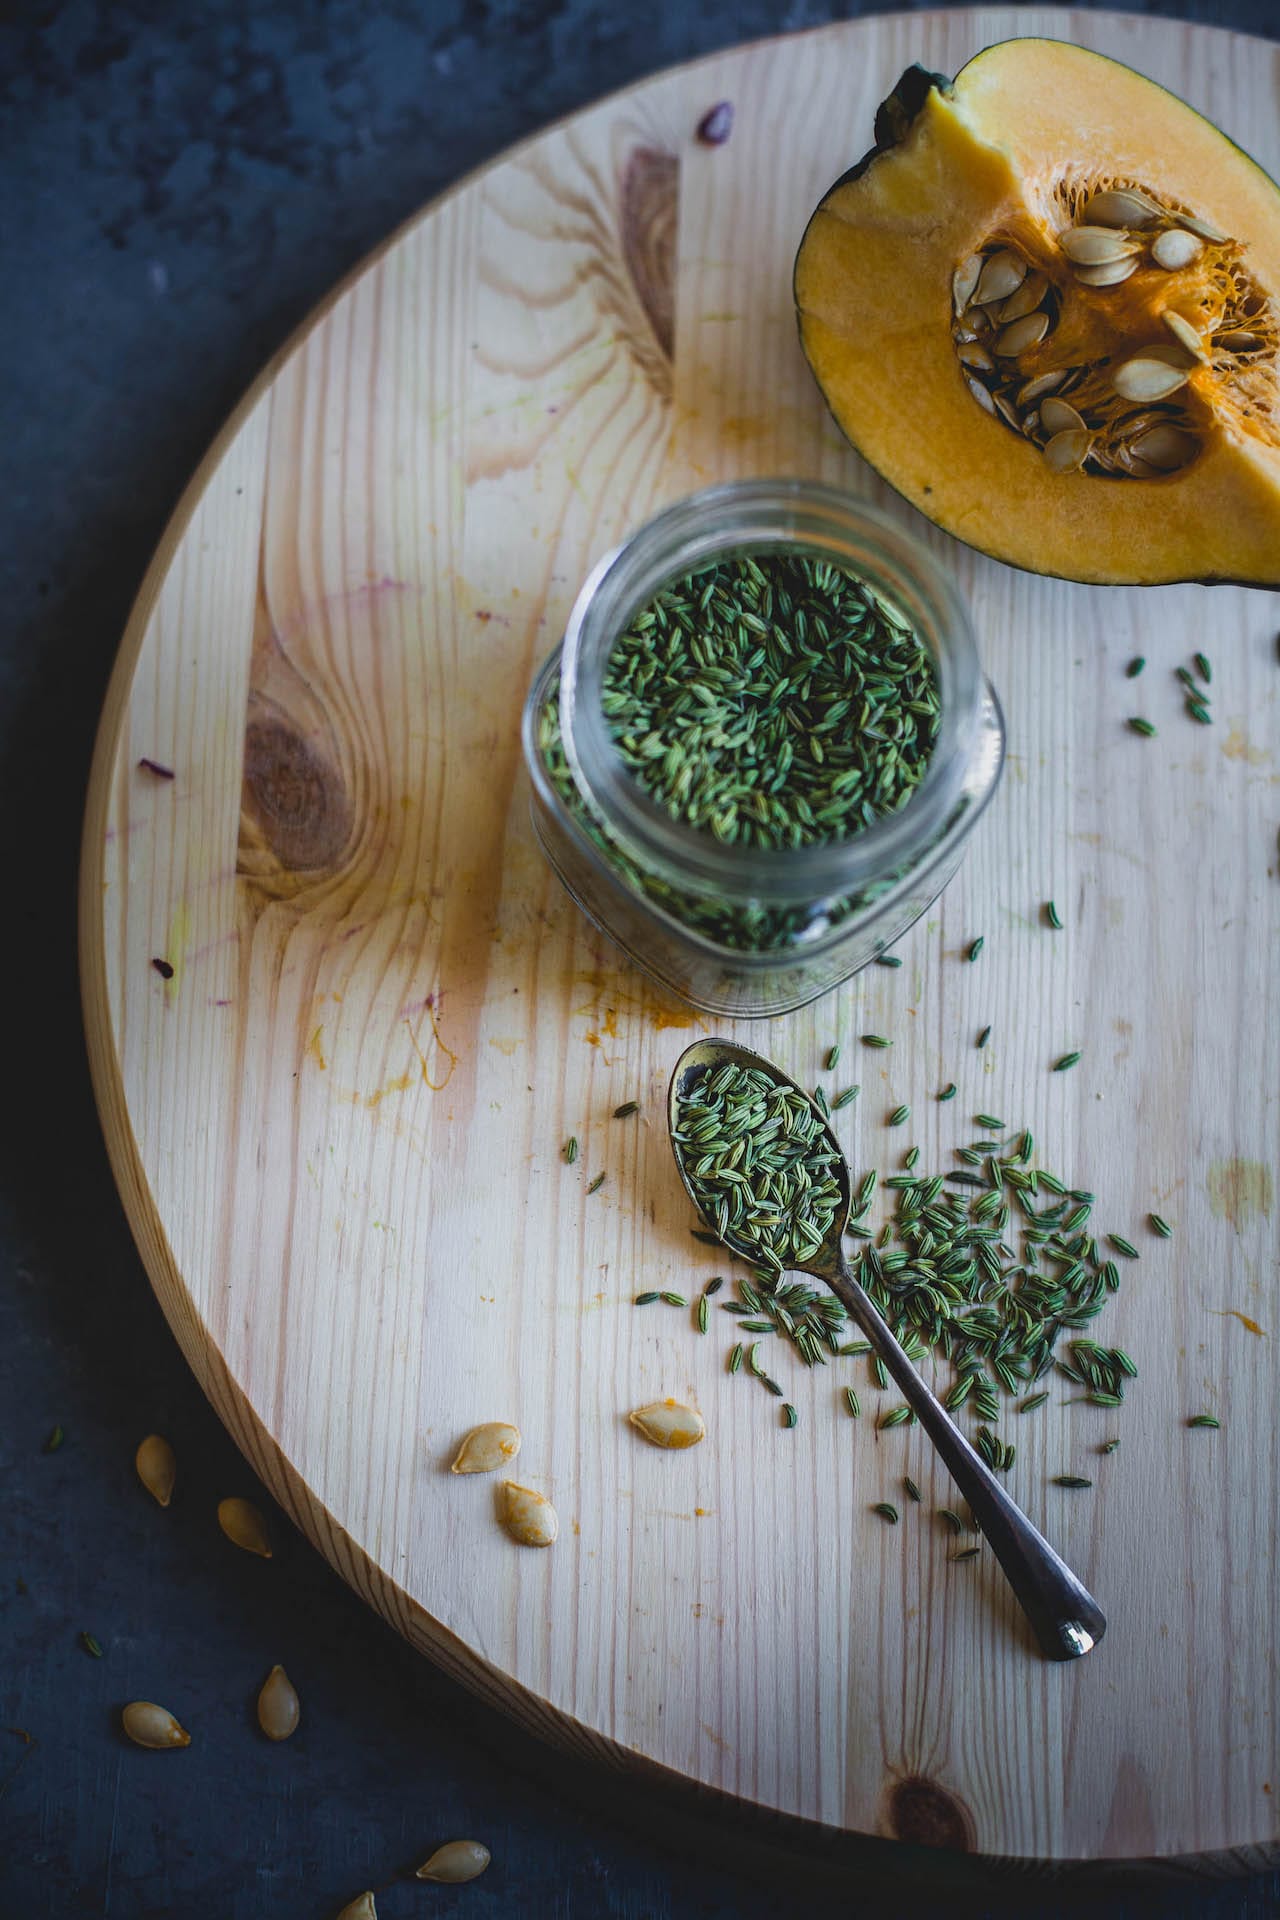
939,1508,965,1534
43,1425,64,1453
79,1631,103,1658
872,1502,899,1524
586,1172,605,1195
863,1034,892,1049
975,1113,1004,1131
660,1291,688,1308
782,1403,798,1428
938,1083,956,1101
761,1377,785,1398
1045,900,1063,930
1052,1475,1093,1489
844,1387,861,1418
977,1026,991,1048
826,1044,841,1071
813,1084,830,1117
696,1295,709,1334
1053,1051,1081,1071
1194,651,1212,683
1187,700,1212,725
1187,1413,1221,1429
564,1136,578,1164
1125,655,1145,677
728,1343,743,1374
888,1104,910,1127
832,1085,860,1110
879,1406,913,1430
876,954,903,967
1127,717,1157,737
966,936,985,961
613,1101,639,1119
1148,1212,1172,1238
903,1475,921,1503
1108,1234,1139,1259
950,1546,982,1562
634,1291,660,1306
1018,1392,1050,1413
704,1276,724,1297
1100,1438,1121,1453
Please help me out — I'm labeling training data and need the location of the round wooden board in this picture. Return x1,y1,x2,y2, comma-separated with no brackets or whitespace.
81,6,1280,1867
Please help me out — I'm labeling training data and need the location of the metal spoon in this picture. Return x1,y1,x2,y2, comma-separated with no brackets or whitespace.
668,1038,1106,1663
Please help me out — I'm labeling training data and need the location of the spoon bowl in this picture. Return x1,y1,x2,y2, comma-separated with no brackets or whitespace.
668,1036,1106,1664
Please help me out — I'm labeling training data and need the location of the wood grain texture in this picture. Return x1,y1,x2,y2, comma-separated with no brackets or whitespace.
80,8,1280,1866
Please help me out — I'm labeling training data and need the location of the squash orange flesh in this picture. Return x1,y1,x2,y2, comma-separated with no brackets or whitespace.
795,39,1280,585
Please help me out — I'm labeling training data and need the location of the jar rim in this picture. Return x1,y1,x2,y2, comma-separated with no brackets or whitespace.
557,480,984,907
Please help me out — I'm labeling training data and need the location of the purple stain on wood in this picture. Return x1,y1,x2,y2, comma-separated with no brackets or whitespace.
241,720,352,874
138,757,175,780
884,1775,974,1852
151,958,174,980
695,101,734,146
620,147,678,365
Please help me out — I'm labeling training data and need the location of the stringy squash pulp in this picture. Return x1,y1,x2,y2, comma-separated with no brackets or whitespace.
794,40,1280,584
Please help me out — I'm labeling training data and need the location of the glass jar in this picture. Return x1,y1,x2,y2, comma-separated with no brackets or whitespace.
522,479,1004,1017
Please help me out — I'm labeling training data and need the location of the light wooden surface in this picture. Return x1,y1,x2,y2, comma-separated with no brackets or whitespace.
80,8,1280,1866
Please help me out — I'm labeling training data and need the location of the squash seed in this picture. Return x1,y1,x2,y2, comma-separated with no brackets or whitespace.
499,1480,558,1547
416,1840,492,1884
1016,369,1068,406
1083,188,1160,228
974,249,1026,305
1060,225,1140,266
1215,328,1264,353
1042,428,1093,474
1128,425,1198,471
957,341,994,371
1072,256,1139,288
256,1664,300,1741
135,1434,176,1508
1161,311,1208,361
992,391,1021,430
335,1897,377,1920
1040,396,1086,436
628,1399,706,1449
121,1700,190,1749
450,1422,521,1474
217,1496,272,1558
1151,227,1202,270
997,270,1048,325
952,254,983,313
994,311,1049,357
964,373,996,415
1112,357,1190,402
1176,211,1228,242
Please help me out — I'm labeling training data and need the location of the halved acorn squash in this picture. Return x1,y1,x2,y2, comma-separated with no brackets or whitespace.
794,39,1280,585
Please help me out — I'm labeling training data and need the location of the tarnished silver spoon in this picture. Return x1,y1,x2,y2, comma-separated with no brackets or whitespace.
669,1037,1106,1663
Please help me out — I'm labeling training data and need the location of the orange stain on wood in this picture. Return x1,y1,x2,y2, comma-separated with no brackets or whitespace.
1221,726,1268,765
1206,1159,1274,1231
307,1026,327,1071
406,1003,458,1091
1212,1309,1268,1337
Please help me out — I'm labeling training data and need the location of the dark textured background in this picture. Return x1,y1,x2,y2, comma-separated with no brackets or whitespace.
3,4,1278,1915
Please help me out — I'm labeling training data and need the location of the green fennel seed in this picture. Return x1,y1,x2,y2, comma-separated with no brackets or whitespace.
728,1343,744,1374
1148,1212,1172,1238
1128,717,1157,738
903,1475,921,1503
1125,656,1145,678
660,1291,688,1308
977,1026,991,1049
564,1136,578,1164
1187,1413,1221,1429
1045,900,1063,930
975,1113,1005,1132
696,1295,709,1334
782,1403,798,1429
634,1291,660,1306
872,1502,900,1524
1052,1475,1093,1489
966,937,985,961
586,1172,605,1195
613,1100,639,1119
832,1085,860,1111
939,1508,965,1534
1053,1051,1081,1071
863,1034,892,1049
826,1044,841,1071
1194,652,1212,683
79,1631,104,1658
1108,1234,1139,1259
950,1546,982,1562
938,1083,957,1102
888,1105,910,1127
877,954,903,967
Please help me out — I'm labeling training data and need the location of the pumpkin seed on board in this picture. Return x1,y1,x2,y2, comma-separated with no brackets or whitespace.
499,1481,559,1547
628,1400,706,1449
450,1422,522,1474
416,1840,492,1884
121,1701,190,1749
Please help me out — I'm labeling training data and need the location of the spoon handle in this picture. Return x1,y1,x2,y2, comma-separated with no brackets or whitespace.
828,1256,1106,1662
